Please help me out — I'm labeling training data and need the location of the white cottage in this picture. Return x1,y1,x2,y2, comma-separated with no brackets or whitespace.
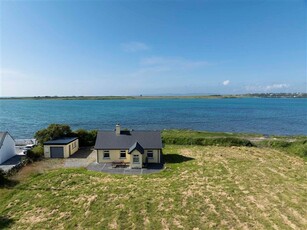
0,132,16,164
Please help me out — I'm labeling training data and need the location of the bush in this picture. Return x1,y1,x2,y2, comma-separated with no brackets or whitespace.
74,129,97,146
34,124,73,146
27,146,44,161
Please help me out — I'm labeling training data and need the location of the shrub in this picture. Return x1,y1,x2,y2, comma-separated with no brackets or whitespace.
27,146,44,161
34,124,73,146
74,129,97,146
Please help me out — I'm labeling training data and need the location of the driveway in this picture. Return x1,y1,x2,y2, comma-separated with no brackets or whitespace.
64,147,96,168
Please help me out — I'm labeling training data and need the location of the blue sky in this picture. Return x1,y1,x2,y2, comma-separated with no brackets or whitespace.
0,0,306,96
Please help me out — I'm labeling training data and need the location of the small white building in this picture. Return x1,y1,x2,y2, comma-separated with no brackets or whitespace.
0,132,16,164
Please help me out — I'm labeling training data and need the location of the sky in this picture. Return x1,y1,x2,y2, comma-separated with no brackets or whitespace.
0,0,306,96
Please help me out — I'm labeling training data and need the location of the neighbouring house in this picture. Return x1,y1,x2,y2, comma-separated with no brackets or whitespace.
0,132,16,164
94,124,163,169
44,137,79,158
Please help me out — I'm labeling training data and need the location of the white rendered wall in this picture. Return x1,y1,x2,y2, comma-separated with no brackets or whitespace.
0,135,16,164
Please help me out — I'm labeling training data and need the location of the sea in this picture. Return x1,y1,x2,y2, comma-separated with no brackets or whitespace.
0,98,306,138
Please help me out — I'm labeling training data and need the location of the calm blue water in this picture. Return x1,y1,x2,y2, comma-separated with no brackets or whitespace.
0,98,306,138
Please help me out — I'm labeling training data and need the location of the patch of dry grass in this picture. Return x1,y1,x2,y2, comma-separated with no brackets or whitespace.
0,145,306,229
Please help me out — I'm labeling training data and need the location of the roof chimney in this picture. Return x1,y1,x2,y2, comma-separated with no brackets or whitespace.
115,124,121,135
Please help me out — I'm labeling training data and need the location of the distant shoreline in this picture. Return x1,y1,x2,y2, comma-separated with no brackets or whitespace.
0,93,306,100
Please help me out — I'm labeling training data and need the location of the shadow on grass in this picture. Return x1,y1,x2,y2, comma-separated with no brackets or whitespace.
0,178,19,188
0,216,15,229
163,154,194,164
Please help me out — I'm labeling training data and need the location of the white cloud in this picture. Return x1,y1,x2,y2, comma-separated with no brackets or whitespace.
222,80,230,86
140,56,211,70
121,42,150,52
265,83,289,90
244,83,290,92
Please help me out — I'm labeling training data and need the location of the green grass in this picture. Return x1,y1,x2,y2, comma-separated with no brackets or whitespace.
0,145,306,229
162,129,262,139
162,129,257,147
257,139,307,159
162,130,307,159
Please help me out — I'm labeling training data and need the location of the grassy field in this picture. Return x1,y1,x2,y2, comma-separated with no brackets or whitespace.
1,145,306,229
162,130,307,159
162,130,257,147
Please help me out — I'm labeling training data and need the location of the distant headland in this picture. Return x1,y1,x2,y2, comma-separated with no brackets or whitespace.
0,93,306,100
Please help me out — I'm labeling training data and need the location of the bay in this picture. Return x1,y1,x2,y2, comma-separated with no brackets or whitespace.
0,98,306,138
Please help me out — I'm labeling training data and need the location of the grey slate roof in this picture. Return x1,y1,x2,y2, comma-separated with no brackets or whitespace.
44,137,78,145
128,142,145,154
94,130,162,150
0,132,14,149
0,132,7,149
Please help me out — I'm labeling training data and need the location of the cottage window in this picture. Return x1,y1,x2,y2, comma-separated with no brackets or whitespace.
147,150,153,158
103,150,110,158
120,150,126,158
133,155,139,163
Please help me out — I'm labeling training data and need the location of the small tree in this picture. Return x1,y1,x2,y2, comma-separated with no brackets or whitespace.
34,124,73,145
74,129,97,146
27,146,44,161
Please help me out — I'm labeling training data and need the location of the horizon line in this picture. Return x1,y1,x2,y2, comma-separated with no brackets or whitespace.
0,92,306,98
